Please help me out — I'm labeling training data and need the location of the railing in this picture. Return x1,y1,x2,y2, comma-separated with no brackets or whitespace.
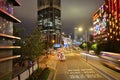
12,64,38,80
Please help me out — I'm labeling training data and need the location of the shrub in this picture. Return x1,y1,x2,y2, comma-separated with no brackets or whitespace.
26,68,50,80
40,68,50,80
26,68,42,80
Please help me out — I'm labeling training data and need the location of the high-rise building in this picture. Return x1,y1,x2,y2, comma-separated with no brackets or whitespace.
37,0,61,46
92,0,120,43
92,3,108,42
105,0,120,41
0,0,21,79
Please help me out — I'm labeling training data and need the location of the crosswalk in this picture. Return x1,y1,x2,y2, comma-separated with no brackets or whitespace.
67,69,104,80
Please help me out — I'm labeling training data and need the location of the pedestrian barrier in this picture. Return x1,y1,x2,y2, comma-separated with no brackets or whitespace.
12,64,38,80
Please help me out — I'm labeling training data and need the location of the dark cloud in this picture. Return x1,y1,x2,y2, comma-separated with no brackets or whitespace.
61,0,105,35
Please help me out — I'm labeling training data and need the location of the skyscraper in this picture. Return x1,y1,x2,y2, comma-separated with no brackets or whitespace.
0,0,21,79
38,0,61,47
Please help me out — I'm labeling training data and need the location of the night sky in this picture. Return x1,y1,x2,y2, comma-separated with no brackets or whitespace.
14,0,105,37
14,0,37,37
61,0,105,37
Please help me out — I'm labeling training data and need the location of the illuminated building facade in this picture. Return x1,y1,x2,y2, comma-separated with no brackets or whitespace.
105,0,120,41
92,3,108,42
37,0,61,46
92,0,120,43
0,0,21,79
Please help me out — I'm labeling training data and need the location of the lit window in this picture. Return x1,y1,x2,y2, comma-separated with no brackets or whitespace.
110,36,112,38
117,38,120,41
113,31,115,34
110,29,112,33
109,21,111,25
115,20,118,23
116,32,118,35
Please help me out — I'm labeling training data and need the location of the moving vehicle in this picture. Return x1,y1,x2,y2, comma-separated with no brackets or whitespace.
89,50,95,55
100,51,120,71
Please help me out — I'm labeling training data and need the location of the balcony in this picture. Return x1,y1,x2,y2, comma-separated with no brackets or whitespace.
0,46,21,49
0,55,21,62
9,0,21,6
0,33,21,40
0,8,21,23
38,5,50,11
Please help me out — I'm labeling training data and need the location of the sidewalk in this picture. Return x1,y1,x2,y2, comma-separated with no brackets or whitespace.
39,54,58,70
39,54,58,80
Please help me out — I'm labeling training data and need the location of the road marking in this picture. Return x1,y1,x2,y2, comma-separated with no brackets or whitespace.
67,69,104,79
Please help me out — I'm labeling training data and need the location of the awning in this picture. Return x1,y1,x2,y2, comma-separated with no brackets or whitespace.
0,8,21,23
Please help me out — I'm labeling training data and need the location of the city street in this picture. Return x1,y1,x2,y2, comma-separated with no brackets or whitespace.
39,49,120,80
53,50,108,80
80,51,120,80
0,0,120,80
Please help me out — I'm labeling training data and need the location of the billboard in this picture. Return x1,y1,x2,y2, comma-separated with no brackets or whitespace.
93,4,107,37
54,44,61,48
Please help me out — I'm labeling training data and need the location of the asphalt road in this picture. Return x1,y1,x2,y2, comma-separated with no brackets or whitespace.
53,51,108,80
80,51,120,80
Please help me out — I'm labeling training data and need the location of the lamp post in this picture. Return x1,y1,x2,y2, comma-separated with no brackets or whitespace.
74,27,78,41
78,27,88,61
52,39,55,49
78,27,93,62
85,30,88,62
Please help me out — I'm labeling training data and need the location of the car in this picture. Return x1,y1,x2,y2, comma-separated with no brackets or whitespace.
89,50,95,55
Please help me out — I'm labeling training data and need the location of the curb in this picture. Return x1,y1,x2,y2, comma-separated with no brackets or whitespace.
47,69,55,80
39,56,45,62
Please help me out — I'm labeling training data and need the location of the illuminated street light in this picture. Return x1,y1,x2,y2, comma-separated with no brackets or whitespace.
78,27,83,32
52,40,55,43
74,27,78,41
78,27,93,61
90,27,93,31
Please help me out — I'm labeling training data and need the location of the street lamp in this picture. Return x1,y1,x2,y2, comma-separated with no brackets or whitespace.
52,40,55,43
90,27,93,31
74,27,78,41
78,27,93,61
74,27,83,41
78,27,83,32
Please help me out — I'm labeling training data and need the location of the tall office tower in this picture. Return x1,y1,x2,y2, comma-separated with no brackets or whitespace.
0,0,21,79
38,0,61,47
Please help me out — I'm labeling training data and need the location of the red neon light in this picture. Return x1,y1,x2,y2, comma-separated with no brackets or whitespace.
118,0,120,13
108,0,111,12
111,0,115,15
115,0,118,19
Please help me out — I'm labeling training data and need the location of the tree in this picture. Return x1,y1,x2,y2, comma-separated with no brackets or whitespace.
23,27,45,68
13,26,24,64
13,26,24,55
